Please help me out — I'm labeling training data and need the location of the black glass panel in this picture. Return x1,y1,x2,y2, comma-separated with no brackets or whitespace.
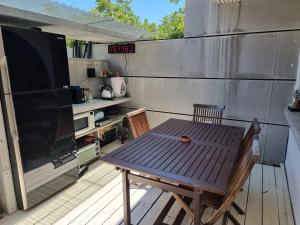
12,90,75,172
74,117,89,132
1,26,70,93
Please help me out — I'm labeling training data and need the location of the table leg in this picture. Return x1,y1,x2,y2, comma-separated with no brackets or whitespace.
122,170,131,225
194,190,203,225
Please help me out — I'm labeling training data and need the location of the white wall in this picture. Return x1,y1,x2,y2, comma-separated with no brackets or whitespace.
185,0,300,37
286,131,300,225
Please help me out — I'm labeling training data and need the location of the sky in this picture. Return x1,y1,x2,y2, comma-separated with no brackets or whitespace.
55,0,185,24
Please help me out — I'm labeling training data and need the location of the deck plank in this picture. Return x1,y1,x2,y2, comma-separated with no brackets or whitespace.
1,163,295,225
87,184,146,225
163,200,182,224
245,164,263,225
120,187,163,225
263,165,280,225
275,166,295,225
55,175,122,225
138,192,173,225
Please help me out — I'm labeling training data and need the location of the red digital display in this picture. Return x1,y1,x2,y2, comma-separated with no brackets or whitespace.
108,43,135,54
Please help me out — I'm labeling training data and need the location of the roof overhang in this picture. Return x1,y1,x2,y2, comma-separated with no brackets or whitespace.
0,0,149,43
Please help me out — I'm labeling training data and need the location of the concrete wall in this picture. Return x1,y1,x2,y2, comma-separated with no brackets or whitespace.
66,0,300,165
92,27,299,165
185,0,300,37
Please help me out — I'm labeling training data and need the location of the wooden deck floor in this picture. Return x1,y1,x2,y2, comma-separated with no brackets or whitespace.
1,142,295,225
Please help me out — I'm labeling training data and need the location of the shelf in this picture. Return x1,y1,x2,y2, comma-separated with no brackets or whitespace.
75,127,100,139
72,97,130,115
75,113,126,139
97,114,126,130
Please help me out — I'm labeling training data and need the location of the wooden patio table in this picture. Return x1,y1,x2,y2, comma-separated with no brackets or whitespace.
101,118,245,225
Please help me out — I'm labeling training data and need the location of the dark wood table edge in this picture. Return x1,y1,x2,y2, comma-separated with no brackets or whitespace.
100,158,230,195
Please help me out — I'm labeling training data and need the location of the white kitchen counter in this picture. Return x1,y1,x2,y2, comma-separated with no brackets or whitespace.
285,109,300,225
72,97,130,115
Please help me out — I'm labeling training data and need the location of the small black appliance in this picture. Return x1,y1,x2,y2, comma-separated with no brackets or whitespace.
71,86,85,104
87,68,96,78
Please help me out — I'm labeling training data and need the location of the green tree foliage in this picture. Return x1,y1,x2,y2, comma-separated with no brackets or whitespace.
142,19,157,33
94,0,184,40
94,0,141,27
155,7,184,39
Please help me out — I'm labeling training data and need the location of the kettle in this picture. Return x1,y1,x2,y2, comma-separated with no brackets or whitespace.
109,77,127,97
101,85,114,100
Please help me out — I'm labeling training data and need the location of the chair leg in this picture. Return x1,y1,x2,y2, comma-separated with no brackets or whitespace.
232,201,245,215
222,211,229,225
227,211,241,225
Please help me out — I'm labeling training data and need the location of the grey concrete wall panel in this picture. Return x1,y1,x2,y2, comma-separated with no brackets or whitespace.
264,125,289,165
126,77,272,123
185,0,300,37
126,77,226,115
127,40,197,77
275,31,300,79
96,34,277,79
146,111,191,128
225,80,272,122
267,81,295,125
195,34,277,79
234,34,277,79
95,34,277,79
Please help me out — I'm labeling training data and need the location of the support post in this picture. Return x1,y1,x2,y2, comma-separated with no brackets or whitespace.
194,190,203,225
122,170,131,225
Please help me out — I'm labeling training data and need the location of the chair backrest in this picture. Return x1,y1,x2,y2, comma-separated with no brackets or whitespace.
204,136,260,225
127,108,150,139
238,118,261,162
193,104,225,125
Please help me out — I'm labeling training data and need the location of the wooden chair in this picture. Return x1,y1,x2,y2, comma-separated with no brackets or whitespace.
199,124,261,225
238,118,261,161
198,119,261,217
127,108,150,139
202,137,259,225
193,104,225,125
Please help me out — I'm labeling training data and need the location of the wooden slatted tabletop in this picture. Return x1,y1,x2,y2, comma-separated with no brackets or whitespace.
102,119,245,195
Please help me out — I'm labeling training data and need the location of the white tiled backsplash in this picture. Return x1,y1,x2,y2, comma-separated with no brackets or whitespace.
68,58,109,97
